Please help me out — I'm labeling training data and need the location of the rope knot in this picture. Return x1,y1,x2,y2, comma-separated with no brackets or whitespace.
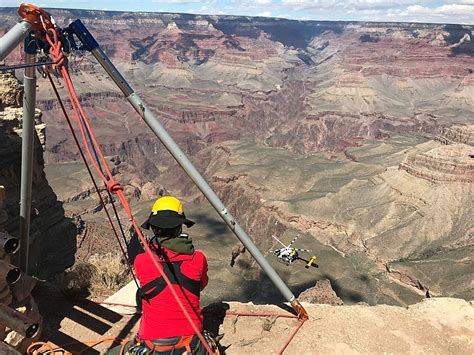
45,28,66,70
107,181,123,193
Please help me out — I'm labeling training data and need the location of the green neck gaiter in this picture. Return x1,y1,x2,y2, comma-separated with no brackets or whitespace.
154,235,194,254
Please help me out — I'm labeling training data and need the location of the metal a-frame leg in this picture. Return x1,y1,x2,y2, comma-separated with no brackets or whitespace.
19,36,37,274
0,22,35,274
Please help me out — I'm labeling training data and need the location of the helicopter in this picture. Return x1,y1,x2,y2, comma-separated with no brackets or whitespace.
271,235,318,269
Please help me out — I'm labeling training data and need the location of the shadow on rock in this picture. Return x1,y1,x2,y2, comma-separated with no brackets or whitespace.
202,302,231,354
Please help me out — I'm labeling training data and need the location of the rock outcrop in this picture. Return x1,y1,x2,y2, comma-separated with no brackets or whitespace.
400,124,474,183
399,143,473,183
298,279,344,305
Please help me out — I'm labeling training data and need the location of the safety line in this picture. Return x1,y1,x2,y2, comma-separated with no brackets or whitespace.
47,73,139,290
225,311,298,319
107,189,133,260
89,300,300,320
0,60,56,71
278,319,306,355
74,97,133,272
59,52,214,355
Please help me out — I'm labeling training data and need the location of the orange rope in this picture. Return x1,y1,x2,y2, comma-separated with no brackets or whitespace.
26,337,126,354
225,311,306,354
26,341,55,354
47,73,139,289
43,23,213,355
225,311,298,319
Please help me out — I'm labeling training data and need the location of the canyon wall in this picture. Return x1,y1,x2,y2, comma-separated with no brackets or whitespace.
1,9,472,166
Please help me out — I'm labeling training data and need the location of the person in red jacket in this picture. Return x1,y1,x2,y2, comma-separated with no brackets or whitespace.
111,196,209,355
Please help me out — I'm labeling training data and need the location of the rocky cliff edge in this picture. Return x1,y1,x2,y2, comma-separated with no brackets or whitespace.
213,298,473,354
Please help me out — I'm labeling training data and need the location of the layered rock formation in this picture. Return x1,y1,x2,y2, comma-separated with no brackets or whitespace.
400,143,473,183
0,72,76,279
1,9,472,165
436,124,474,145
400,124,473,183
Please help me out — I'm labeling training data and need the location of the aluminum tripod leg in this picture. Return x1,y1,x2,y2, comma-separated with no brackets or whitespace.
0,22,32,62
19,41,37,273
0,22,35,273
70,20,306,317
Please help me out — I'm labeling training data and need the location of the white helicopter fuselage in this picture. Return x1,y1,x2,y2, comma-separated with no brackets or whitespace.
274,246,298,263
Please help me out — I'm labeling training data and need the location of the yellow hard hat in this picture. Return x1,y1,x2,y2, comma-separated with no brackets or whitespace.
151,196,183,214
141,196,194,229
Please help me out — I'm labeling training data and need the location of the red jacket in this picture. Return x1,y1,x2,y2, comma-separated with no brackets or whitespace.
134,247,208,340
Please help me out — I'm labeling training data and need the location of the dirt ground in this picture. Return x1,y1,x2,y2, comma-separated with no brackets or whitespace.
32,286,473,355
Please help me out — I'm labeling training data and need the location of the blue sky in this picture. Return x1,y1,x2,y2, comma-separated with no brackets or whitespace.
2,1,473,24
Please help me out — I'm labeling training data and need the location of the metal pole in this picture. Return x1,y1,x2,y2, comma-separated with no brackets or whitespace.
0,21,32,62
125,93,302,303
127,81,297,303
19,36,37,274
69,21,306,314
0,303,39,338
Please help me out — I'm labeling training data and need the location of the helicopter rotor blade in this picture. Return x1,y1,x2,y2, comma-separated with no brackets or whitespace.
288,235,299,247
272,235,288,247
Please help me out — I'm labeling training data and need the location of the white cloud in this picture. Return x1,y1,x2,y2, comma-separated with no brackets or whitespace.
258,11,272,17
189,4,224,15
151,0,201,3
397,3,474,23
446,0,474,4
280,1,474,24
281,0,425,10
432,3,474,14
255,0,273,4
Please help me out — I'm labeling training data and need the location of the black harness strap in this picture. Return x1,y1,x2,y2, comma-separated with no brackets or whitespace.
136,260,201,311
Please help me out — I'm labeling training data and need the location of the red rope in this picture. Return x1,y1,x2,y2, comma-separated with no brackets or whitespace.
91,301,299,320
225,311,306,354
47,73,139,290
44,26,213,355
225,311,297,319
278,319,306,354
90,300,138,308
